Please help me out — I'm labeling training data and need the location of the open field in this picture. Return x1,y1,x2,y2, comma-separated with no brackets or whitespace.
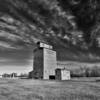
0,78,100,100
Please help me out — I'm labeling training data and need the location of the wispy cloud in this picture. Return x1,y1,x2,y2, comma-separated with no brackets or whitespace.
0,41,16,49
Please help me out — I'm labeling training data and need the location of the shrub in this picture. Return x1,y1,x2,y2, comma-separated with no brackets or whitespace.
71,66,100,77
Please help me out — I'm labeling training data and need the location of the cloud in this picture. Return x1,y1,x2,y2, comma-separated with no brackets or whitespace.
0,30,22,41
0,41,16,49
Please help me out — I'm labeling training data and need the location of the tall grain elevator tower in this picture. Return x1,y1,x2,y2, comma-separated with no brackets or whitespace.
32,42,57,79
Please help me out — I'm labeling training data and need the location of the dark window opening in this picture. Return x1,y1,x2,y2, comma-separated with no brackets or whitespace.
49,75,55,80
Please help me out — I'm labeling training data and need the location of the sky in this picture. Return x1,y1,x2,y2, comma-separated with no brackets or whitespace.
0,49,33,75
0,0,100,75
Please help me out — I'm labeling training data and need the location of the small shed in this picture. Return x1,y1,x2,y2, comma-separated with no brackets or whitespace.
28,71,34,79
55,68,71,80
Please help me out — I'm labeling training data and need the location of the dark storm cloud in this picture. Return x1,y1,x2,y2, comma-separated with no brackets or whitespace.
0,0,99,65
0,49,33,66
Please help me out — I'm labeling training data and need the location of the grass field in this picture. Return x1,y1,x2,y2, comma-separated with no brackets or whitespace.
0,78,100,100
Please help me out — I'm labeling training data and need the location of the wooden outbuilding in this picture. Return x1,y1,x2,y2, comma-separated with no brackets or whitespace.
55,68,71,80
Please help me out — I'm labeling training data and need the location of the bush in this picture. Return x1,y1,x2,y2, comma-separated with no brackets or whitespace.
71,66,100,77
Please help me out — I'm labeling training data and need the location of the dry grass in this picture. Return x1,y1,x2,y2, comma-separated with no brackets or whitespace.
0,78,100,100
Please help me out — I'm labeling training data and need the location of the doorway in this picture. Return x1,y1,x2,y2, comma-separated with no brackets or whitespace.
49,75,55,80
